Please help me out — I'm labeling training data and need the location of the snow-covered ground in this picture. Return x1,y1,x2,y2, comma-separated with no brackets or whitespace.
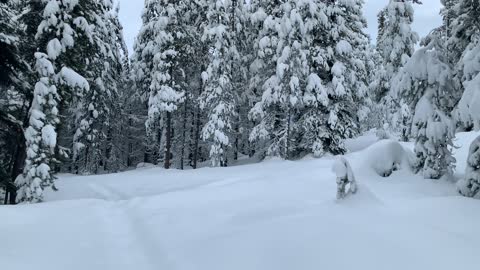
1,132,480,270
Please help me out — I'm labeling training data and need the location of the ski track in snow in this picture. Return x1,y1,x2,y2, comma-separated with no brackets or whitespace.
1,132,480,270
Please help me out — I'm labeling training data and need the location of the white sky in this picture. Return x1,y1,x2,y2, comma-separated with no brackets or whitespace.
118,0,443,54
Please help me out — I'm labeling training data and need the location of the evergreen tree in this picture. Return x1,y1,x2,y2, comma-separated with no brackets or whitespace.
318,0,369,154
0,0,24,203
173,0,210,170
458,135,480,197
16,0,91,202
249,0,295,159
452,0,480,197
200,0,241,166
145,0,186,169
131,0,162,164
395,29,456,180
101,3,131,172
453,0,480,129
374,0,419,140
71,0,129,174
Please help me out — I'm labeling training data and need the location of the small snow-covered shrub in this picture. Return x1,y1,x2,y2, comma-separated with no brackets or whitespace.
333,157,357,200
375,124,391,140
364,140,412,177
136,163,155,169
458,136,480,198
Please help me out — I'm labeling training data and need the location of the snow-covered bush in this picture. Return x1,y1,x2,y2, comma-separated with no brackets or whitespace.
333,157,357,200
364,140,412,177
457,136,480,198
375,124,391,140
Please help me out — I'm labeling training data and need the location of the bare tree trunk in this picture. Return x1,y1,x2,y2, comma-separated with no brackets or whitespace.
286,108,292,160
231,0,238,162
164,112,172,169
234,107,240,161
192,107,201,169
192,68,205,170
180,98,188,170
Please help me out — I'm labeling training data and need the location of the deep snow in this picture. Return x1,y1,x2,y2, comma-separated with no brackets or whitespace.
1,132,480,270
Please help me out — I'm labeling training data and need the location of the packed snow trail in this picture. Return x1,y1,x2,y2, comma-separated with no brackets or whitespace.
1,133,480,270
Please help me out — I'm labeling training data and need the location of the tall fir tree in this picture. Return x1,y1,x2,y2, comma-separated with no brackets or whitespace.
319,0,370,154
0,0,25,203
453,0,480,128
200,0,241,166
395,29,456,180
249,0,290,159
16,0,93,202
72,0,124,174
132,0,162,164
452,0,480,195
373,0,419,140
300,0,335,157
146,0,186,169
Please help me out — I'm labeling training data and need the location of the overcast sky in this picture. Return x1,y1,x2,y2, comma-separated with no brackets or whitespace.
117,0,443,54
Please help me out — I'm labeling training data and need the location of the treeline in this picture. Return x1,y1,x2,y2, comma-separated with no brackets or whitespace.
1,0,480,203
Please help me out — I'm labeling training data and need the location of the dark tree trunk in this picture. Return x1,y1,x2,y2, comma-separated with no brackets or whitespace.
192,70,205,169
0,111,27,204
8,133,25,204
164,112,172,169
286,108,292,160
180,99,188,170
234,107,240,161
104,128,113,171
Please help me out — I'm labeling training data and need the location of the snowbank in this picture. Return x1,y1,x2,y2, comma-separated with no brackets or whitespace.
350,139,413,177
345,130,379,152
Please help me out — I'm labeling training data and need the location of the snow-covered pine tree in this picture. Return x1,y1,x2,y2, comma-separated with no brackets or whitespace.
200,0,241,167
458,135,480,198
374,0,419,141
16,0,90,203
178,0,210,170
0,0,24,203
72,0,121,174
231,0,253,162
316,0,369,155
248,0,284,159
146,0,186,169
131,0,162,165
453,0,480,129
453,0,480,195
101,3,131,172
376,7,387,46
118,62,147,169
395,29,456,180
296,0,331,157
170,0,211,170
449,0,478,71
249,0,308,160
376,0,418,98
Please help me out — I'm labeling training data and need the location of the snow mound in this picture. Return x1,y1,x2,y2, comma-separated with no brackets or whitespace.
345,130,379,153
136,162,156,169
360,140,413,177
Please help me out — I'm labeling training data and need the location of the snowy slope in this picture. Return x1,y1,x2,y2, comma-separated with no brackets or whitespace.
1,133,480,270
